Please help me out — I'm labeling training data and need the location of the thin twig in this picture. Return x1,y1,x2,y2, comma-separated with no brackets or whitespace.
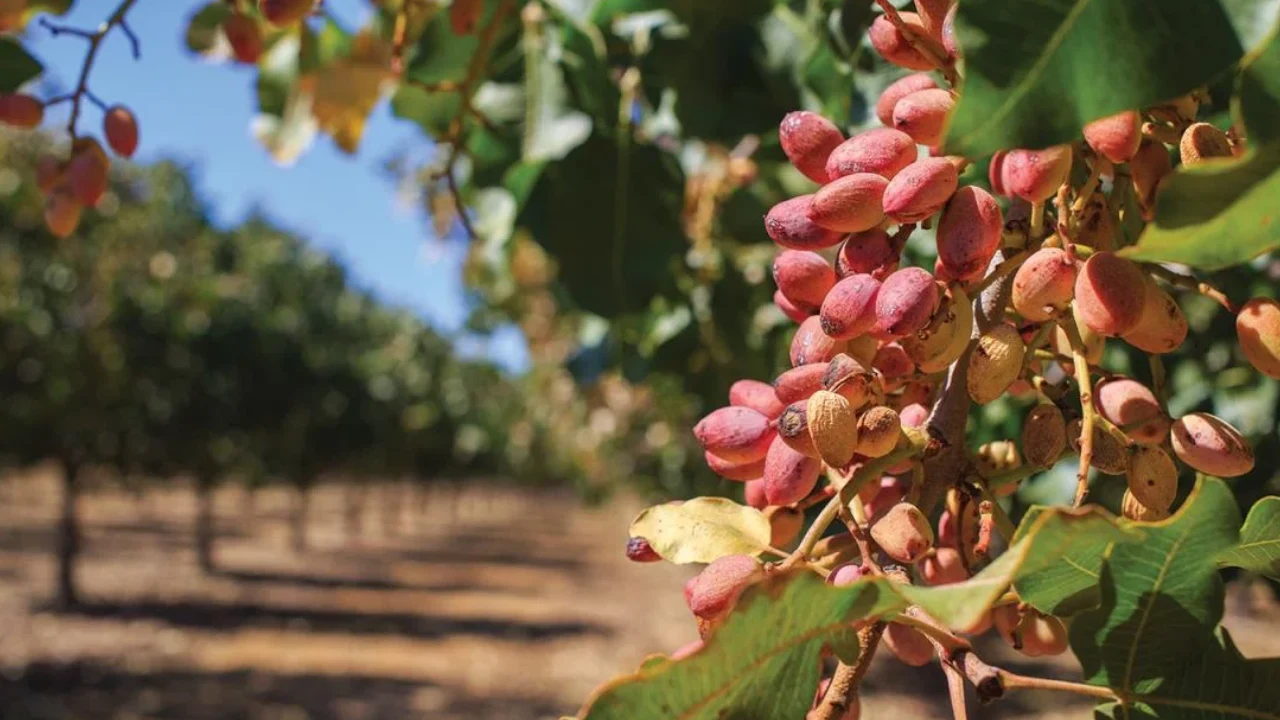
790,440,927,564
1144,263,1236,313
970,249,1029,295
48,0,142,139
976,486,1016,541
1057,313,1096,506
422,0,517,240
944,663,969,720
1149,354,1168,408
1029,201,1046,240
998,671,1118,701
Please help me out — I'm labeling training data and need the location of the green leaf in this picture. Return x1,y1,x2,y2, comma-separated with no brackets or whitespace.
580,504,1134,719
1121,144,1280,268
27,0,75,16
1239,15,1280,144
944,0,1243,157
1012,506,1143,617
901,504,1133,631
1218,496,1280,578
404,0,515,86
517,134,686,317
1094,635,1280,719
0,38,42,93
1122,20,1280,269
184,2,231,56
576,571,883,720
391,83,462,138
1070,477,1243,692
629,497,772,564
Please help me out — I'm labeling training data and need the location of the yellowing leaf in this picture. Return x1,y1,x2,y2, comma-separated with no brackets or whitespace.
303,31,392,154
629,497,771,564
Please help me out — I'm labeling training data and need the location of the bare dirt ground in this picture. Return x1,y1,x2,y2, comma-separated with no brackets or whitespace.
0,468,1276,720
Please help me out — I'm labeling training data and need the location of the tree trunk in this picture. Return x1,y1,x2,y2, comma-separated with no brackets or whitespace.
56,459,80,609
241,486,257,520
195,475,216,573
291,484,309,554
344,485,364,545
380,483,400,537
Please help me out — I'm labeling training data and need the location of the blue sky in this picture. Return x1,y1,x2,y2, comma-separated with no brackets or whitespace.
24,0,529,370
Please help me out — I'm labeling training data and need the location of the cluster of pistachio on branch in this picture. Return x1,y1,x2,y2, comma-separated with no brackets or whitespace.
0,0,139,237
626,1,1279,717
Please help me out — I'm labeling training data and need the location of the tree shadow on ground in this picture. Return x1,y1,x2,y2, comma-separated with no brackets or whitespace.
208,567,489,594
44,598,612,642
0,661,568,720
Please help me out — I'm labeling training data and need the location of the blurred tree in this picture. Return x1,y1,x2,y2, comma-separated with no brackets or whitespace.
0,130,560,601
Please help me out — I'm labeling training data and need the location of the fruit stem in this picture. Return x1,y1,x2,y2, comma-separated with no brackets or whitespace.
977,484,1016,541
791,442,926,564
1029,201,1046,240
997,671,1119,701
1149,354,1168,408
1069,161,1103,215
943,663,969,720
1031,349,1117,379
1095,412,1138,449
1143,263,1236,313
970,248,1029,295
1057,313,1097,506
872,0,960,86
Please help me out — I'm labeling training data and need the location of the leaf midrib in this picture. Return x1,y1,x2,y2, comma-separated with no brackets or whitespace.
1123,693,1280,720
1122,527,1190,697
675,620,847,720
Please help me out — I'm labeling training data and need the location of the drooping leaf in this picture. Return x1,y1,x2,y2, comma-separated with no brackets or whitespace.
944,0,1243,157
184,2,231,56
584,503,1135,719
1218,496,1280,579
1094,634,1280,720
1070,477,1243,692
900,504,1134,631
1122,18,1280,269
1012,506,1144,617
629,497,772,563
303,31,393,154
576,571,882,720
0,38,42,93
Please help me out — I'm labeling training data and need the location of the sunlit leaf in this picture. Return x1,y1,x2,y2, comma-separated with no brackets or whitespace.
303,31,393,154
576,570,882,720
1071,478,1242,692
944,0,1243,156
1012,506,1144,616
582,503,1134,719
1218,496,1280,579
184,2,231,56
1123,17,1280,269
629,497,772,563
1094,633,1280,719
